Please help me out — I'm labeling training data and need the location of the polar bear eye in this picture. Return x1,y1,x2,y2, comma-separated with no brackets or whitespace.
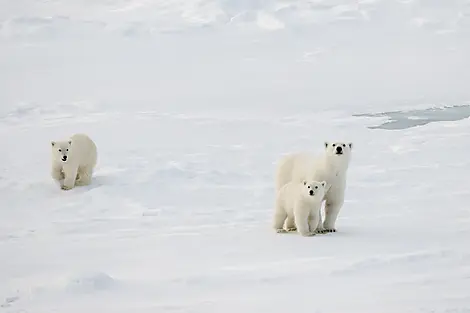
307,186,310,189
315,186,318,189
342,144,346,147
58,149,62,152
66,149,69,152
332,144,336,147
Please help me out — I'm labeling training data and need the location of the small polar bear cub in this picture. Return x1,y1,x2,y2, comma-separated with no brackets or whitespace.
51,133,98,190
273,180,328,236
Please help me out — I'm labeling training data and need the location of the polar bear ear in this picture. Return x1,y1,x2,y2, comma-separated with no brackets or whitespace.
68,140,72,145
51,141,55,147
303,180,307,185
324,142,329,148
321,181,326,187
348,142,353,149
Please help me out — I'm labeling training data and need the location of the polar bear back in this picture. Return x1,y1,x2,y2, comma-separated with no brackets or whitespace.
276,152,320,190
275,151,348,202
69,133,98,168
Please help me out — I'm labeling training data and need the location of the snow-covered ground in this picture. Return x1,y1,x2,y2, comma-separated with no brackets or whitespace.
1,1,470,312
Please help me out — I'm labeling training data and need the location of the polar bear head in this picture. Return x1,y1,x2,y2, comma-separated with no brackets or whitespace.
302,180,328,200
51,140,72,163
324,141,352,168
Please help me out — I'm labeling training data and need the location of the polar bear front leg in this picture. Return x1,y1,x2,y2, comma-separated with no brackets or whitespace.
315,205,326,234
75,166,92,186
285,216,297,232
323,197,344,232
61,165,78,190
273,201,288,233
294,204,315,237
308,209,321,234
51,165,64,182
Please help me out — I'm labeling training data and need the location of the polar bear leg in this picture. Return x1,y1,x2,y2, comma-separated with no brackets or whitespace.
51,166,64,181
275,158,291,191
285,216,297,232
323,198,344,232
294,205,314,237
273,201,287,233
75,166,93,186
308,210,320,234
316,205,325,233
61,165,78,190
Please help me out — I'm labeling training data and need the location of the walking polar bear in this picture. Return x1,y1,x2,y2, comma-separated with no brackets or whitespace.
273,180,328,236
51,133,98,190
275,142,353,233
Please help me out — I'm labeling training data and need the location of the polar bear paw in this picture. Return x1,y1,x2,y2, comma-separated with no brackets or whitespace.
275,228,287,234
324,228,337,233
61,185,73,191
300,231,316,237
286,227,297,232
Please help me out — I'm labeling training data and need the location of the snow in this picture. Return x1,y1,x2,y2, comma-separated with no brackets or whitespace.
1,0,470,312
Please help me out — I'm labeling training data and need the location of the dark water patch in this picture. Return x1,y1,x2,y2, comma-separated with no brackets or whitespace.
354,105,470,130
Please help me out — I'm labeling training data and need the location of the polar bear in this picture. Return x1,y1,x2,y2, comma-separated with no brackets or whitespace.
273,180,328,236
51,133,98,190
275,141,352,233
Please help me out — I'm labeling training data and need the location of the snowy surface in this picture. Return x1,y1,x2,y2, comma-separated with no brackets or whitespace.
1,0,470,312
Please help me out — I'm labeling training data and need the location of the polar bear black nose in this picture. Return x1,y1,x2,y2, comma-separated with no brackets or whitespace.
336,146,343,153
62,156,67,161
309,190,314,196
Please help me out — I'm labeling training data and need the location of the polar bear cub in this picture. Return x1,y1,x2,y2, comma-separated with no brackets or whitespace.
273,180,328,236
51,133,98,190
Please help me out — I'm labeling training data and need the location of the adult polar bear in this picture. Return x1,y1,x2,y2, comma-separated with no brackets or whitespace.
51,133,98,190
275,142,353,233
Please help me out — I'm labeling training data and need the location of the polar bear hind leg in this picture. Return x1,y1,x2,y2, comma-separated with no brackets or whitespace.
275,155,295,191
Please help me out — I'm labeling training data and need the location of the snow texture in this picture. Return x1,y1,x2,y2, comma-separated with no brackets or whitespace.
1,0,470,312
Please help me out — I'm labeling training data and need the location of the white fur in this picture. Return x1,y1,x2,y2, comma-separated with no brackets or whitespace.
273,180,327,236
51,133,98,190
275,141,352,232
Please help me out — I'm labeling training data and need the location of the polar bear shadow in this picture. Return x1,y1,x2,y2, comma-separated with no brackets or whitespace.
77,168,128,192
81,175,110,191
